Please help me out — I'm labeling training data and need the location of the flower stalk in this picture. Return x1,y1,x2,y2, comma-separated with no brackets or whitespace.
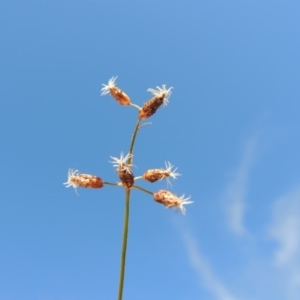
118,188,130,300
64,76,193,300
117,118,141,300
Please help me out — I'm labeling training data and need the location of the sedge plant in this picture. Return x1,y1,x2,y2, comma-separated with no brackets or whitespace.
64,76,193,300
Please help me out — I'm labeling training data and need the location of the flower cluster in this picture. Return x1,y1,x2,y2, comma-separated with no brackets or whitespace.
142,161,180,185
64,169,104,192
110,152,134,189
154,190,193,215
64,76,193,215
139,85,173,119
101,76,131,105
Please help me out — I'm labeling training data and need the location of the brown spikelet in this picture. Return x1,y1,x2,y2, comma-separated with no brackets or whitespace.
118,170,135,189
139,95,164,119
110,87,131,105
153,190,193,214
66,170,104,189
101,76,131,105
143,169,168,182
153,190,180,208
110,152,135,188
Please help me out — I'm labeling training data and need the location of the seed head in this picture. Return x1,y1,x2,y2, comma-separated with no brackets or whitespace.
110,152,135,189
153,190,193,215
64,169,104,192
101,76,131,105
143,162,180,186
139,85,173,119
118,169,135,189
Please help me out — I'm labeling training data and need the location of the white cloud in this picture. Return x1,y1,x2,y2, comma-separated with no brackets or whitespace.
269,187,300,297
182,232,239,300
224,137,257,236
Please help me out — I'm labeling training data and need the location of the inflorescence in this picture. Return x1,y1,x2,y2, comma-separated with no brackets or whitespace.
64,76,193,215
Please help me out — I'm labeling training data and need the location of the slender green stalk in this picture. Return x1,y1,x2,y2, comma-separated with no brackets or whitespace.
129,103,141,110
103,181,121,187
128,118,141,164
133,185,154,196
117,188,130,300
117,118,141,300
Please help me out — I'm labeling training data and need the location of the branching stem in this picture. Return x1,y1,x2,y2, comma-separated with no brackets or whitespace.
129,103,141,110
118,118,141,300
133,185,154,196
104,181,121,187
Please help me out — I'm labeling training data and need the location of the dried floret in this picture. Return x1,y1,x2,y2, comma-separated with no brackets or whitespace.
101,76,131,105
139,85,173,119
153,190,193,215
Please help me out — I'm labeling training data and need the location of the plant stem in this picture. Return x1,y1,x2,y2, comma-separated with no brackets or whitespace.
133,185,154,196
128,118,141,164
117,118,141,300
117,188,130,300
103,181,121,187
129,103,141,110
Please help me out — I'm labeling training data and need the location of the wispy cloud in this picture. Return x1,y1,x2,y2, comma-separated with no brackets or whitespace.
224,137,257,236
182,231,239,300
269,187,300,298
179,131,300,299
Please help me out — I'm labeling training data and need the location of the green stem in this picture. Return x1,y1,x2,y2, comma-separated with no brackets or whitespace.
129,103,141,110
128,118,141,164
117,188,130,300
117,118,141,300
132,185,154,196
103,181,121,187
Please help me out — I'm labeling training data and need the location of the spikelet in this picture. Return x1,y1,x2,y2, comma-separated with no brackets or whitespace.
139,85,173,119
64,169,104,190
142,162,180,183
101,76,131,105
110,152,135,189
143,169,166,182
118,169,135,189
139,96,164,119
153,190,193,215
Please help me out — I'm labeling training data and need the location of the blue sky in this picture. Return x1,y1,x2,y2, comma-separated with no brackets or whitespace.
1,0,300,299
